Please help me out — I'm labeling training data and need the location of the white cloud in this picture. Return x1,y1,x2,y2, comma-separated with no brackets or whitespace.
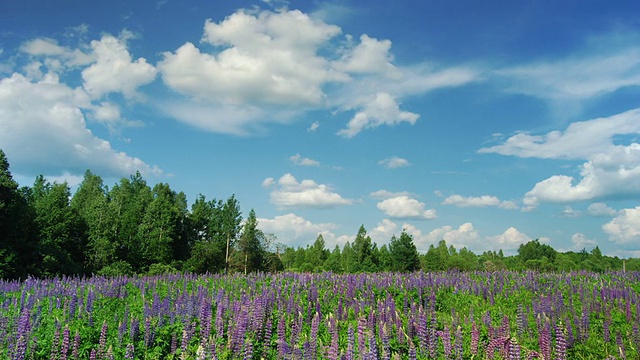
338,92,419,138
587,202,619,217
442,194,517,209
82,34,157,99
370,189,412,200
412,222,479,253
480,109,640,208
290,154,320,166
478,108,640,160
159,9,343,106
603,206,640,245
567,233,598,251
0,73,161,177
334,34,399,77
308,121,320,132
264,173,353,209
497,46,640,101
376,195,436,220
20,37,93,69
257,213,342,248
378,156,411,169
486,227,536,252
523,143,640,207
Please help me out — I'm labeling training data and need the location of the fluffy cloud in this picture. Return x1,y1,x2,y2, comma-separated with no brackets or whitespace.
338,92,419,138
263,173,353,209
486,227,536,252
370,189,412,200
480,109,640,208
568,233,598,251
412,222,479,253
82,34,157,99
378,156,411,169
442,194,517,209
159,9,343,106
290,154,320,166
334,34,399,77
0,73,161,177
523,143,640,207
587,202,619,217
376,195,436,220
603,206,640,245
257,213,342,248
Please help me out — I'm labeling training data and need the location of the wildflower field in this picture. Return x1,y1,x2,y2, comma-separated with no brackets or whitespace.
2,270,639,359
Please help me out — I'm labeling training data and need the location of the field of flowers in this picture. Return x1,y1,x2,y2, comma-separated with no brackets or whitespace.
0,270,638,359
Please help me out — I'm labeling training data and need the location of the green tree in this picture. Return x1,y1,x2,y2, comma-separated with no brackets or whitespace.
31,178,85,276
138,183,185,270
236,209,266,274
185,195,224,273
351,225,377,272
324,245,343,273
421,240,450,271
377,244,393,272
389,231,421,272
108,172,153,272
219,195,242,273
0,150,36,278
308,234,329,271
71,170,113,273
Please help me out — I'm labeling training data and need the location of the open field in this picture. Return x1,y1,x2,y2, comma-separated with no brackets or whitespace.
1,270,638,359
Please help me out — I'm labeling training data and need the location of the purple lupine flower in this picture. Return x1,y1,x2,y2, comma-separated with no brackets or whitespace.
380,323,390,360
327,315,339,360
277,315,288,358
408,340,417,360
243,339,253,360
13,307,31,360
616,331,626,360
49,326,60,360
346,323,355,360
508,337,520,360
500,315,510,338
89,349,97,360
555,322,567,360
124,343,134,359
603,319,611,344
71,330,81,359
357,316,367,355
98,320,108,357
470,321,480,356
454,326,463,360
538,322,551,360
440,327,452,359
60,325,70,360
309,312,319,360
485,336,509,360
517,303,527,336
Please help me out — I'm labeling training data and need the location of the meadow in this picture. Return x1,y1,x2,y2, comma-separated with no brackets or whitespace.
1,270,638,359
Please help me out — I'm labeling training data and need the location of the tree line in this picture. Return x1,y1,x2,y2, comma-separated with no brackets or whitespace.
0,149,635,279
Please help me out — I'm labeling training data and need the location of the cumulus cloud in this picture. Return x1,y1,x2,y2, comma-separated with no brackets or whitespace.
568,233,598,251
376,195,436,220
587,202,619,217
523,143,640,207
603,206,640,245
159,9,343,106
378,156,411,169
486,227,537,252
370,189,412,200
263,173,353,209
290,154,320,166
82,33,157,99
412,222,479,253
334,34,399,77
257,213,342,248
442,194,517,209
0,73,161,177
337,92,419,138
480,109,640,208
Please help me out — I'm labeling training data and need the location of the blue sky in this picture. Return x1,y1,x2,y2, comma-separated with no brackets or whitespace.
2,0,640,257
